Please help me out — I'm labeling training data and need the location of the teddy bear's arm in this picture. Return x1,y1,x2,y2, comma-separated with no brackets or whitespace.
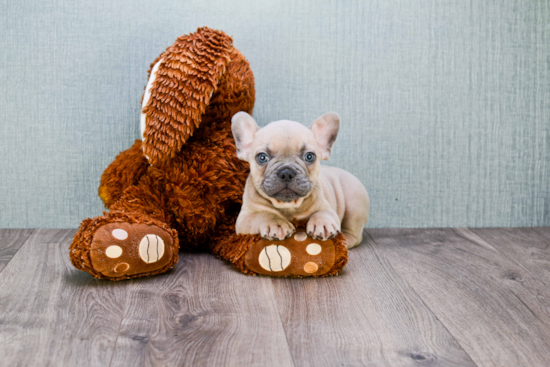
98,139,148,208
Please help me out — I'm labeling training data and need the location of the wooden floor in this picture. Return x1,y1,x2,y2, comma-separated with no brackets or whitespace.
0,228,549,367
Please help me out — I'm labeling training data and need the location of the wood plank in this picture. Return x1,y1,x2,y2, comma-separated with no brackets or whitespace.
272,230,476,367
369,228,550,367
468,227,550,282
0,229,34,272
109,252,294,367
0,229,128,367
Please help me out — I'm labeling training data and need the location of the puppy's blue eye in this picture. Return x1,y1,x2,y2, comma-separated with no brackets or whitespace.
304,152,316,162
256,153,269,164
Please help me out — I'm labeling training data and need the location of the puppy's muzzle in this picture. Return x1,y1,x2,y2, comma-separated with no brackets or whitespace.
261,164,312,201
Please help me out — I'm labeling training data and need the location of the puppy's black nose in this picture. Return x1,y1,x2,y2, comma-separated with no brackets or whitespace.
277,167,296,182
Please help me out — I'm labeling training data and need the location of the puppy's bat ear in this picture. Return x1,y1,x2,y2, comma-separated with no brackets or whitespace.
231,112,259,161
309,112,340,160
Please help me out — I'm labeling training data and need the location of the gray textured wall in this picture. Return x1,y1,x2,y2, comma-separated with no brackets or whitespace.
1,0,548,229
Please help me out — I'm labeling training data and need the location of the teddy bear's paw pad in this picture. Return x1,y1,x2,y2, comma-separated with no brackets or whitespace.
245,231,336,277
89,223,175,278
258,245,292,272
138,234,165,264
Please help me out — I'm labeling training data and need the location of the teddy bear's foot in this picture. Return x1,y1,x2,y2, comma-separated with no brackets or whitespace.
70,212,179,280
88,222,177,278
243,230,348,277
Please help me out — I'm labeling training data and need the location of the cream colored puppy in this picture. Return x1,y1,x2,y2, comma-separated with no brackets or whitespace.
231,112,369,249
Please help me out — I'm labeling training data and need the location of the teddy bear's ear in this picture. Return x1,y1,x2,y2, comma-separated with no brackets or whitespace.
140,27,234,165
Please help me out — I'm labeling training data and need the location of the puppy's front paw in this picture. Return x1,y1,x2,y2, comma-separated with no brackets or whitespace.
307,213,341,241
260,219,295,241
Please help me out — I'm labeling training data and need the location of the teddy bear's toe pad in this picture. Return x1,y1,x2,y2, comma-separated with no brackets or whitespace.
244,231,337,277
89,223,175,278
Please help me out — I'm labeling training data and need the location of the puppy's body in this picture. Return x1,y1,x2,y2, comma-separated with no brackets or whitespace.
232,114,369,249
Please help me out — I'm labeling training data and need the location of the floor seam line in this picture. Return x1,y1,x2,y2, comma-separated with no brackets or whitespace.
0,229,36,276
108,281,132,367
365,229,481,367
270,278,298,367
455,228,548,285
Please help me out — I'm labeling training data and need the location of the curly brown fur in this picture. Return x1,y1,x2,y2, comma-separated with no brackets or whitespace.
142,27,238,165
98,140,148,208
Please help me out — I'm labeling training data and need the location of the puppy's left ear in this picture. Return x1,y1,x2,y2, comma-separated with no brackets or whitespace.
309,112,340,160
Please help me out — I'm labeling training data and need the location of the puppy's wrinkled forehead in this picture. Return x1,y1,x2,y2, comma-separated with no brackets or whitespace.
253,120,315,156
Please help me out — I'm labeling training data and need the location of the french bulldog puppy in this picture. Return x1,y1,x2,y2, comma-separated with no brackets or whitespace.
231,112,369,249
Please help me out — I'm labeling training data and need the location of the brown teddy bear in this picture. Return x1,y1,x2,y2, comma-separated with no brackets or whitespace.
69,27,348,280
